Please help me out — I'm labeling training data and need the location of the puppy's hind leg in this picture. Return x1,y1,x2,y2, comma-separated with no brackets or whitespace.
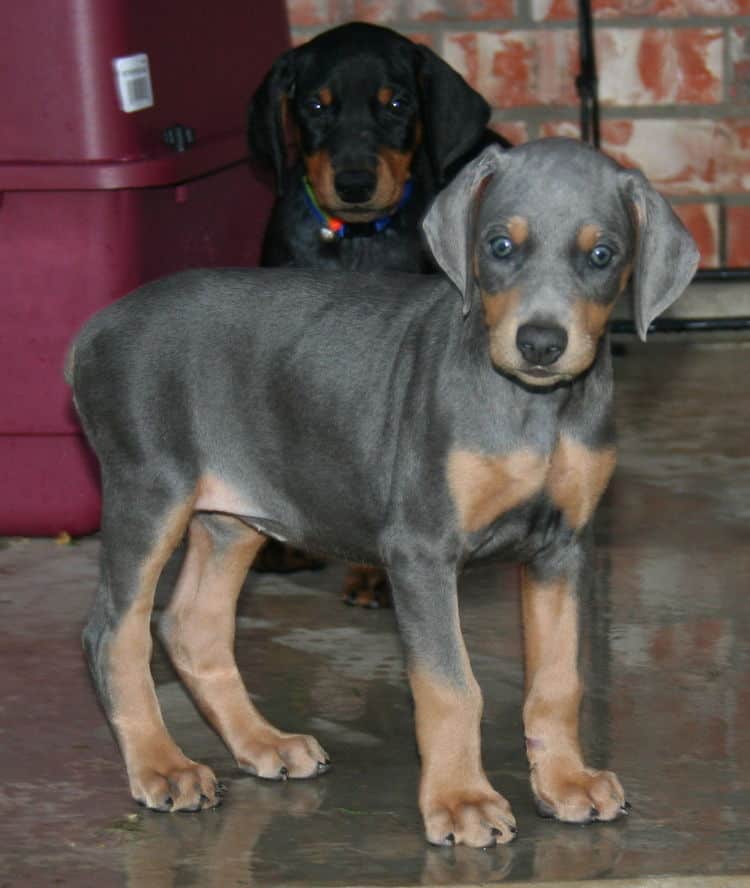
159,513,330,781
83,489,219,812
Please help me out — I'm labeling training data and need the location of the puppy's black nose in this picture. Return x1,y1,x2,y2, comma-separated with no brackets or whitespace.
516,323,568,366
334,169,377,203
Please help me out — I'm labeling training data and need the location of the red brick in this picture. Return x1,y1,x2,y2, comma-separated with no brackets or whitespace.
349,0,399,22
730,28,750,104
727,206,750,265
444,30,579,107
635,0,750,14
540,121,582,139
604,119,746,196
542,119,750,197
533,0,750,20
407,0,515,19
530,0,576,21
491,120,530,144
726,119,750,191
673,203,719,266
596,28,722,107
401,31,436,48
286,0,333,27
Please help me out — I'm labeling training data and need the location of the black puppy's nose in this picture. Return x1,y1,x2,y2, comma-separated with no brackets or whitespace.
516,323,568,366
334,169,377,203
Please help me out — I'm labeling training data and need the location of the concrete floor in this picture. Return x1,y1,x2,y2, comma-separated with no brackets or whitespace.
2,338,750,888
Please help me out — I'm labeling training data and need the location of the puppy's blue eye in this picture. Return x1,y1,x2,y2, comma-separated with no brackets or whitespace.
589,244,614,268
489,236,514,259
306,97,325,113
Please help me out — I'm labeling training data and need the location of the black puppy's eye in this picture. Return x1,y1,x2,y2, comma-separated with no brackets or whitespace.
489,236,514,259
305,97,325,114
589,243,614,268
389,97,404,111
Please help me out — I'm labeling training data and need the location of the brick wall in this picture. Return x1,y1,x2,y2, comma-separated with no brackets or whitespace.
285,0,750,268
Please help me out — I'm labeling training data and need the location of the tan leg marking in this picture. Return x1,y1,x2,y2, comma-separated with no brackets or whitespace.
522,570,625,822
411,669,516,847
547,435,616,530
448,448,548,533
160,514,329,780
109,498,219,812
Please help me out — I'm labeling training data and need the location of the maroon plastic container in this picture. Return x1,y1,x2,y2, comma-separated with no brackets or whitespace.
0,0,289,535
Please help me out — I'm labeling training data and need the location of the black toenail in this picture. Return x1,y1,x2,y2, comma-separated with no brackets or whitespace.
279,766,289,780
445,833,455,846
510,825,518,834
623,800,632,810
589,806,599,820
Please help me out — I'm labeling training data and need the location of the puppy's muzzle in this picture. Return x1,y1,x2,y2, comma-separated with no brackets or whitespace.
334,168,377,204
516,323,568,368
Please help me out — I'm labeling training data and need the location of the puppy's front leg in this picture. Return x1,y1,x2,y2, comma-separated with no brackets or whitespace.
389,555,516,847
521,557,628,823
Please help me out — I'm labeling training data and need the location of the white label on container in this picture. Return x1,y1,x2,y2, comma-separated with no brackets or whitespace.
112,53,154,113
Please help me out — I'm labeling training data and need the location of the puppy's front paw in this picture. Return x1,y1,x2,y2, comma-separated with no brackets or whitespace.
342,565,392,608
531,754,627,823
130,758,220,812
235,730,331,780
422,787,517,848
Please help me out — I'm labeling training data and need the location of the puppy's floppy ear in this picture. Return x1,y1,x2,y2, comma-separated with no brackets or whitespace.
618,168,700,341
414,44,492,185
247,50,297,195
422,145,508,316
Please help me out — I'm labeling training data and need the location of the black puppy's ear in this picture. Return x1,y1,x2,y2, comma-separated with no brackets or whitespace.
618,169,700,341
422,145,508,316
247,50,296,195
415,44,492,185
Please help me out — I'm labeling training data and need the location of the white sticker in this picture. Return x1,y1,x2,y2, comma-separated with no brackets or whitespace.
112,53,154,113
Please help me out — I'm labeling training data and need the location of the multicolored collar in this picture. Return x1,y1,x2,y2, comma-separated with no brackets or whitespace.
302,176,414,242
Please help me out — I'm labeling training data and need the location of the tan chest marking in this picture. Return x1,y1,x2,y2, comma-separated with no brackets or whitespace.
448,436,616,534
448,449,548,533
547,436,616,530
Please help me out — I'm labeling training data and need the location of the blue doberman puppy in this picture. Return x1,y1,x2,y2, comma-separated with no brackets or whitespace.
67,138,698,848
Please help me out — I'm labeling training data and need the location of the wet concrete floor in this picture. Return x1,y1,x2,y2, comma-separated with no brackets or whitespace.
2,338,750,887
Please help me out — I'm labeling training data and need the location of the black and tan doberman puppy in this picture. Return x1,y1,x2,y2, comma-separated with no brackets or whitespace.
248,21,507,271
67,138,698,848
